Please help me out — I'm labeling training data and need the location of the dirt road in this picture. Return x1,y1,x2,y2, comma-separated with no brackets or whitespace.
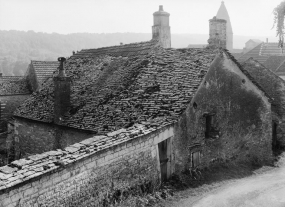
178,154,285,207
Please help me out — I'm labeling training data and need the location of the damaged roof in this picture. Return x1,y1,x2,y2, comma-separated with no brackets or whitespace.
0,76,31,95
15,40,218,133
242,58,285,117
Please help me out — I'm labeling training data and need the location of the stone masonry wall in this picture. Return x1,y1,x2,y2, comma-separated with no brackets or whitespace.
0,124,174,207
173,53,273,172
10,118,96,158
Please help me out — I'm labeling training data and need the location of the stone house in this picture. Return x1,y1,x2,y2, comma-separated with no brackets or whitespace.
10,5,275,170
0,6,279,206
11,42,275,169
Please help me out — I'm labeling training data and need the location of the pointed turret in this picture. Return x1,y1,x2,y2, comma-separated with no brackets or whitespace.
216,1,233,51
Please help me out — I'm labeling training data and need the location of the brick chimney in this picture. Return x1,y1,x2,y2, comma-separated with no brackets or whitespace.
152,5,171,48
53,57,71,124
208,16,227,49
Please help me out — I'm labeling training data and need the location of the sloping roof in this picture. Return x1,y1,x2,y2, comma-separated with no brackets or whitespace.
246,39,262,44
15,45,217,133
238,42,285,64
72,40,160,58
242,58,285,117
0,76,31,95
263,56,285,72
31,61,59,84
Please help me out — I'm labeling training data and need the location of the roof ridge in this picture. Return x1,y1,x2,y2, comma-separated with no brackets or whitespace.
224,50,272,101
275,58,285,73
238,43,263,61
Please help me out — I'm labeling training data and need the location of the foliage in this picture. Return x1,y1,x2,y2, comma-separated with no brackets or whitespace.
273,1,285,48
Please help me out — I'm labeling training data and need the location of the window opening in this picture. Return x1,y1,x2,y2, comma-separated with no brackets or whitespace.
204,113,219,139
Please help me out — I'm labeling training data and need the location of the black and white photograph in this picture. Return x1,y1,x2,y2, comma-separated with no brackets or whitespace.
0,0,285,206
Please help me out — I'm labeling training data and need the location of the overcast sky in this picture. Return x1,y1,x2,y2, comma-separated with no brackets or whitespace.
0,0,282,39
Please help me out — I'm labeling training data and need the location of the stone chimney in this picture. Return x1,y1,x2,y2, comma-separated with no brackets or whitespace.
53,57,71,124
208,16,227,49
152,5,171,48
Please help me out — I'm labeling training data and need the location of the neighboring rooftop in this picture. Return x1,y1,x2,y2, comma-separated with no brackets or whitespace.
0,76,30,95
246,39,262,44
30,61,59,84
263,56,285,72
15,41,217,133
238,42,285,64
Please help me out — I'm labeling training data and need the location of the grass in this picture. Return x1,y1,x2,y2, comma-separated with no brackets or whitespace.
112,161,269,207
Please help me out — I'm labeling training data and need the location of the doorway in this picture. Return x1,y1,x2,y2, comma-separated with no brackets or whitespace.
158,138,172,182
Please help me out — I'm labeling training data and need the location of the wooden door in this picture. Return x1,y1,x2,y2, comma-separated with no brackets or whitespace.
158,138,171,181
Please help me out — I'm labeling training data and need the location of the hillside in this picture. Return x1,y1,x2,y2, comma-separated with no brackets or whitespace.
0,30,276,76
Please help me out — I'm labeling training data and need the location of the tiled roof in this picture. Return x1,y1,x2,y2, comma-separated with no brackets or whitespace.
242,58,285,117
31,61,59,84
15,45,217,133
238,43,266,63
275,59,285,74
0,76,31,95
238,42,285,64
72,40,160,58
263,56,285,72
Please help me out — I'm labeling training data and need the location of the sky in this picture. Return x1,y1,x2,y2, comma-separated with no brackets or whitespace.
0,0,282,38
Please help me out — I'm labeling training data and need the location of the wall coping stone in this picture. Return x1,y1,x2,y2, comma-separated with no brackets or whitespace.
0,122,175,195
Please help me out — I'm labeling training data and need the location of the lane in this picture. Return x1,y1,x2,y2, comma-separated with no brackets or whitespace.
189,154,285,207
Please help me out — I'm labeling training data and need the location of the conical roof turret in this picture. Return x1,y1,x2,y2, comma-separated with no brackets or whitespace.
216,1,233,50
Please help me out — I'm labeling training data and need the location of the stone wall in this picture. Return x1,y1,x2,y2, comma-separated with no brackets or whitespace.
10,118,97,158
173,52,273,172
208,17,227,49
0,125,174,207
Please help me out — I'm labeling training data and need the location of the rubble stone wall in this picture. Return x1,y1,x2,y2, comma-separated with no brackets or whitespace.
0,125,174,207
12,118,96,158
173,53,273,172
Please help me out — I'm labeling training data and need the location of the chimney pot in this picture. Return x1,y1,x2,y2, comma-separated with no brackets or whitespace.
266,38,268,43
58,57,66,77
159,5,163,11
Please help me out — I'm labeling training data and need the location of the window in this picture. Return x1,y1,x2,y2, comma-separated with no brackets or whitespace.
204,113,220,139
191,151,201,168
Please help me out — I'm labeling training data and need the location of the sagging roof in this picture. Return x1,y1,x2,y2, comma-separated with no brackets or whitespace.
30,61,59,84
14,42,217,133
0,76,31,95
242,58,285,117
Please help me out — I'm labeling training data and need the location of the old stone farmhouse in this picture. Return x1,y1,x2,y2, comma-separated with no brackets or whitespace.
0,5,281,207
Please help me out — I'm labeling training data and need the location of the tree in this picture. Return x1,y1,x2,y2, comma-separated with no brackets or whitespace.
273,1,285,48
